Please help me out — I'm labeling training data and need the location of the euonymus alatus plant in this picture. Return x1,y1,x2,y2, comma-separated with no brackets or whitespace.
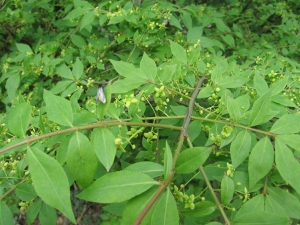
1,1,300,225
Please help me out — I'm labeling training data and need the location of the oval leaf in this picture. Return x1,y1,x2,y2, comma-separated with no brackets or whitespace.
67,132,98,188
249,90,272,126
170,40,187,64
270,114,300,134
125,162,164,178
221,175,234,205
0,202,14,225
151,188,179,225
275,139,300,195
76,170,159,203
44,90,73,127
8,103,31,138
180,201,215,217
140,52,157,81
230,130,251,168
176,147,211,174
26,146,75,223
248,137,274,188
164,141,173,181
92,128,116,172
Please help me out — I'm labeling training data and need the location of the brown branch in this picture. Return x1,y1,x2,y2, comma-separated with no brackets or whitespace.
133,77,206,225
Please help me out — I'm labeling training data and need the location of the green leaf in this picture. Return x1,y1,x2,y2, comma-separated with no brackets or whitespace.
268,187,300,219
108,16,124,25
234,194,264,219
92,128,116,172
187,120,202,143
67,132,98,188
272,95,298,108
16,43,33,53
170,40,187,64
221,175,234,205
26,146,75,223
110,59,147,80
0,202,14,225
121,186,158,225
176,147,211,174
140,52,157,81
264,194,287,218
181,11,192,29
249,90,271,126
110,78,146,93
180,201,215,217
71,35,87,48
8,103,31,138
270,76,288,96
275,139,300,194
248,137,274,188
39,203,57,225
221,34,235,47
44,89,73,127
15,183,37,201
277,134,300,151
170,105,187,116
56,64,74,80
226,96,241,121
5,73,20,101
164,141,173,181
187,27,203,43
80,10,95,31
214,18,231,32
253,71,268,96
169,15,182,30
160,64,177,82
218,76,248,89
26,200,42,225
77,170,159,203
72,57,83,79
197,86,214,99
230,130,251,168
232,211,289,225
270,114,300,134
125,162,164,178
151,188,179,225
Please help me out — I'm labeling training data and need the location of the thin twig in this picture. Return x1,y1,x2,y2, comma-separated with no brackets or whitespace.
133,77,206,225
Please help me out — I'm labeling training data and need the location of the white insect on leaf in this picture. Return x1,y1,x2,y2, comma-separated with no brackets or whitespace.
96,86,106,104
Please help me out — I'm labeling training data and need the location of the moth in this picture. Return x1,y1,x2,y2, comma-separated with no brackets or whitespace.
96,85,106,104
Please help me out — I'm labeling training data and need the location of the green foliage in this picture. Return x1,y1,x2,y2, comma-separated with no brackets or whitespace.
1,0,300,224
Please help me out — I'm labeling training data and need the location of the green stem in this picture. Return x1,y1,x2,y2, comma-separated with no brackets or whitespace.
186,138,231,225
